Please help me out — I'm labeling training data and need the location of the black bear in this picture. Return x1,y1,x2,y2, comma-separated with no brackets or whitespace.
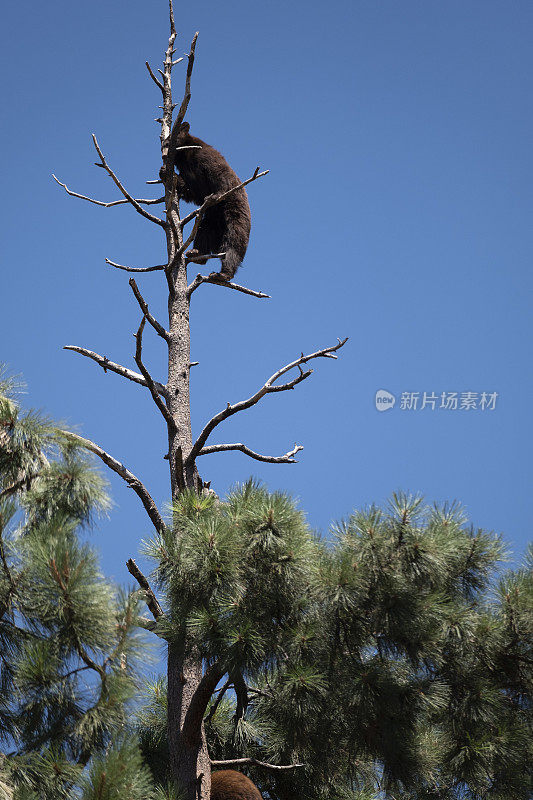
210,770,263,800
169,122,251,281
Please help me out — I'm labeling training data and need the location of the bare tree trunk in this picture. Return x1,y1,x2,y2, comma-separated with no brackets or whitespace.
166,223,196,497
56,6,345,797
165,189,212,798
168,642,212,800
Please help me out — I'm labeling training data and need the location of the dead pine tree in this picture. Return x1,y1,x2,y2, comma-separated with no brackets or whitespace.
53,2,347,798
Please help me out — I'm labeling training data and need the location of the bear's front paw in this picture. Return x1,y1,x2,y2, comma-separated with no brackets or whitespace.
208,271,230,282
186,249,207,265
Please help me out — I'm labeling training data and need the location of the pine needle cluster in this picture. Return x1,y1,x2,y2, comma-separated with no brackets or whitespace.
2,373,531,799
0,377,147,798
140,487,531,800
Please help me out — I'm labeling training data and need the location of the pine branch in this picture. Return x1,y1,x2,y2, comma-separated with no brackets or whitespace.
126,558,164,620
0,474,38,499
49,558,104,678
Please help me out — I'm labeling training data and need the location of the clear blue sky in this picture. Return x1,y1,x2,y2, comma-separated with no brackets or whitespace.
2,0,532,585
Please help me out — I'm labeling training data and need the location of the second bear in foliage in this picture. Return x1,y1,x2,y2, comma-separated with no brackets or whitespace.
210,771,263,800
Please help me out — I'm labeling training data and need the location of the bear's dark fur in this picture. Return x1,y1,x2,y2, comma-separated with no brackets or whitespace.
210,770,263,800
170,123,251,281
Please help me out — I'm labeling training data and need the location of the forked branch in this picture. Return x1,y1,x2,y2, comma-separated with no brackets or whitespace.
165,31,199,170
180,167,268,229
60,431,165,535
92,135,166,227
52,175,164,208
187,338,348,465
178,169,269,259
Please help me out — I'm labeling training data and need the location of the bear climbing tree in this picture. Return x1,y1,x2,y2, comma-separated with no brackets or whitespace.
166,121,252,280
53,2,346,798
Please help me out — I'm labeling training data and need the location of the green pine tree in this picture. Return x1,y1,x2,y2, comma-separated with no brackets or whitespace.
0,373,149,798
137,487,531,800
29,1,531,797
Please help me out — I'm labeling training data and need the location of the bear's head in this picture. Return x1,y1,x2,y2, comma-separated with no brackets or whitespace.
175,121,191,143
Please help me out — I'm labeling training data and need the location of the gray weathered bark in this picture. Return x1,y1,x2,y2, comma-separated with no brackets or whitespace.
158,15,212,798
57,4,345,797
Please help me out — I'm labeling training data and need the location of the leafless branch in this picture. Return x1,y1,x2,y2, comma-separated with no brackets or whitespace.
134,317,176,430
63,345,168,397
183,660,225,746
187,273,270,300
199,442,303,464
186,251,226,263
159,4,177,151
232,670,248,735
168,0,176,35
91,135,166,227
129,279,169,340
160,32,199,238
146,61,164,91
52,174,164,208
59,431,165,535
106,258,166,273
177,168,268,261
187,338,348,465
210,759,304,772
204,678,232,726
171,32,199,149
126,558,164,620
180,166,268,228
180,167,269,231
